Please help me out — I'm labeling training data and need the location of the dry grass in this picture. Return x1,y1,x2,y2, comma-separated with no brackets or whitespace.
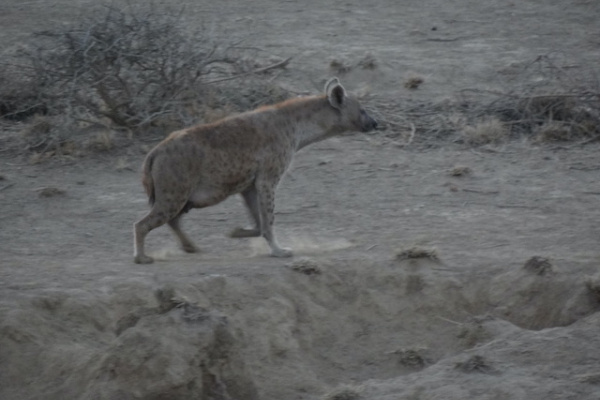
329,52,378,75
404,75,424,90
462,117,508,146
396,246,439,261
449,165,472,177
523,256,553,276
454,355,494,373
357,53,377,70
87,130,115,152
329,59,352,75
366,55,600,147
534,121,573,142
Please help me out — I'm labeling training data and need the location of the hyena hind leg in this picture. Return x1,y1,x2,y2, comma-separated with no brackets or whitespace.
133,202,185,264
168,213,198,253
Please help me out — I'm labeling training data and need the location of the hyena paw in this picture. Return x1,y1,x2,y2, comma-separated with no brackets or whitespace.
134,254,155,264
181,243,199,253
270,247,293,258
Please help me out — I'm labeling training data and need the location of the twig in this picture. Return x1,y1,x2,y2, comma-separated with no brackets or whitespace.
203,57,292,85
0,183,15,192
462,188,500,195
436,316,463,325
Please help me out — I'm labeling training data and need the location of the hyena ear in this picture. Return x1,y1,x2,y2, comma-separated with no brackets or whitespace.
325,77,346,110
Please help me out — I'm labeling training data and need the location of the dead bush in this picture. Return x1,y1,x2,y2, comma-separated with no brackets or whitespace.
21,4,238,129
0,3,290,158
369,55,600,147
3,4,288,129
462,117,508,146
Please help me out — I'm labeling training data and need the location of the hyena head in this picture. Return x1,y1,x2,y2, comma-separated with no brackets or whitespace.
325,77,378,133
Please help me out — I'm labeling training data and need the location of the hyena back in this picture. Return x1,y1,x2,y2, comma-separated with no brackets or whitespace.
133,78,377,264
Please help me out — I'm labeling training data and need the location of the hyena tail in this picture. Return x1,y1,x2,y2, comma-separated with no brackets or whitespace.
142,151,156,206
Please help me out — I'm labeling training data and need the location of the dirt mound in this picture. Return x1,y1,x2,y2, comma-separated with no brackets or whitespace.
1,256,598,399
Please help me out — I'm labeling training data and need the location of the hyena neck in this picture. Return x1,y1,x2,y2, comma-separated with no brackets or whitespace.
272,95,341,151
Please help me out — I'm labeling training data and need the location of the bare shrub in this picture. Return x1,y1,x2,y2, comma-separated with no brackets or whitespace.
20,4,240,129
0,3,290,158
462,117,508,146
0,5,289,130
0,65,47,121
369,55,600,147
534,121,573,142
404,75,424,90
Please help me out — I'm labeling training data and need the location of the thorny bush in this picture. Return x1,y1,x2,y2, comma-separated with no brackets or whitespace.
4,4,256,129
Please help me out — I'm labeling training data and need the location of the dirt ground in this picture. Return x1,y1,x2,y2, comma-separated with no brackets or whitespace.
1,0,600,399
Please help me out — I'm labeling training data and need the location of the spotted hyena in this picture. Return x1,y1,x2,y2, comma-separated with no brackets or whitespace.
133,78,378,264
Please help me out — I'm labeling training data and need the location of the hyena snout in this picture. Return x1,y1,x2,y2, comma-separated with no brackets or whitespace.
359,109,378,132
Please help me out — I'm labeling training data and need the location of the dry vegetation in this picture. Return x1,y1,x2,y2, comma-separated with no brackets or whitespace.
395,246,439,261
0,3,290,158
369,56,600,147
0,5,598,160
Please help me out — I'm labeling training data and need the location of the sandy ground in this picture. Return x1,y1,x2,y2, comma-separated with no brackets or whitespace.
1,0,600,399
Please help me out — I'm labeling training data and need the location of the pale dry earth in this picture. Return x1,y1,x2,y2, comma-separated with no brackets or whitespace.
1,1,600,399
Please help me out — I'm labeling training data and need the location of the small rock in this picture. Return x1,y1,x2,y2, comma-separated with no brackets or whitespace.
37,187,66,198
288,258,321,275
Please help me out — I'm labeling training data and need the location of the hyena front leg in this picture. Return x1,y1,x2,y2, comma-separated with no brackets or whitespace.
229,186,261,238
256,179,292,258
